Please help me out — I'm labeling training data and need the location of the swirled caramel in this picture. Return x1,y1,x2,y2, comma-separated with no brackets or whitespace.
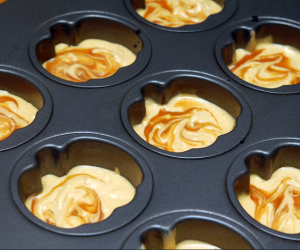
136,0,222,28
25,165,135,229
238,167,300,234
0,91,37,141
133,94,235,153
229,35,300,88
43,39,136,82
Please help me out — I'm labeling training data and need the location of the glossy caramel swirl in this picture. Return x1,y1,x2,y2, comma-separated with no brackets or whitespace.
133,94,235,153
238,167,300,234
25,165,135,229
229,43,300,88
136,0,222,28
43,39,136,82
0,91,37,141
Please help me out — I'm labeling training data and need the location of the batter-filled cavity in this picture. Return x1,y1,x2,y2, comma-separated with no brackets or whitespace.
0,91,37,141
25,165,135,229
238,167,300,234
229,32,300,89
133,94,235,153
142,229,219,249
136,0,223,28
43,39,137,82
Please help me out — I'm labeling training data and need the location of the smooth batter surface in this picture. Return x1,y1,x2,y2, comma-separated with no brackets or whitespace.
133,94,235,153
0,91,38,141
175,240,219,249
142,229,219,249
229,35,300,88
238,167,300,234
137,0,222,28
25,165,135,229
43,39,137,82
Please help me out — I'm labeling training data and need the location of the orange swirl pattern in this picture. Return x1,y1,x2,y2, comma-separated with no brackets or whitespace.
230,48,300,88
250,177,300,233
144,107,223,152
44,47,121,82
0,96,31,141
30,174,103,228
138,0,222,28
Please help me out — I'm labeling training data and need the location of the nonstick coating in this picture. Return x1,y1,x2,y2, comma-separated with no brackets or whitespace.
1,0,300,248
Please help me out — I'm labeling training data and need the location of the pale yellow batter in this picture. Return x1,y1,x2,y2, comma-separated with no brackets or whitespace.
238,167,300,234
0,90,38,140
133,94,235,153
43,39,137,82
25,165,135,229
142,229,219,249
137,0,222,28
175,240,219,249
229,34,300,88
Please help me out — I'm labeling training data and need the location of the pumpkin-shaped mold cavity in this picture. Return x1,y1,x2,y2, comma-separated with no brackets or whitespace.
216,18,300,94
122,211,262,249
227,139,300,240
11,133,153,236
29,12,151,88
0,66,52,151
121,71,251,159
124,0,237,32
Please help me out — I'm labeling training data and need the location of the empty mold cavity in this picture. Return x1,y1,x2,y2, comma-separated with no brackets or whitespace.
216,19,300,93
0,67,52,151
122,212,262,249
124,0,237,32
12,134,152,235
227,139,300,240
122,72,251,159
29,12,151,87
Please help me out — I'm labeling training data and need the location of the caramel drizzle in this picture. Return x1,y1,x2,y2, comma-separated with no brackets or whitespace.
44,47,121,82
0,96,30,141
31,174,104,227
141,0,218,28
230,49,300,86
250,177,300,231
144,107,223,152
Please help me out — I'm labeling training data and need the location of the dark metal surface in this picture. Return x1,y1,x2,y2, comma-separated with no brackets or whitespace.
0,0,300,248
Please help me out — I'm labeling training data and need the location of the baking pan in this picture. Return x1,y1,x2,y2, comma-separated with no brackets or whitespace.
1,0,300,248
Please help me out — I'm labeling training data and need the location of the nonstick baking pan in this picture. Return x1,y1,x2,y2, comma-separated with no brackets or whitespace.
1,0,300,248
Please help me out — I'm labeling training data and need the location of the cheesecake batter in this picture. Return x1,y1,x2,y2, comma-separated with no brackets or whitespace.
25,165,135,229
133,94,235,153
0,90,38,141
43,39,137,82
137,0,222,28
229,35,300,88
238,167,300,234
